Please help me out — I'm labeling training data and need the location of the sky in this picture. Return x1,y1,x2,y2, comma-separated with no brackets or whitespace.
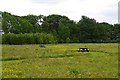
0,0,119,24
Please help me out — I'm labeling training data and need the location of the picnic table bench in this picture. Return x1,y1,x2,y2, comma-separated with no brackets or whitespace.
78,48,89,52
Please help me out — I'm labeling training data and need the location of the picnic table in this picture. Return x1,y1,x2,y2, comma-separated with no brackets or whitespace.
78,48,89,52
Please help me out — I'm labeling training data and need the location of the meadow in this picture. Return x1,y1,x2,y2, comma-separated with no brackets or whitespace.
1,43,118,78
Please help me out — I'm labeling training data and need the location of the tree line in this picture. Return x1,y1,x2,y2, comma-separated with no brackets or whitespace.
1,12,120,44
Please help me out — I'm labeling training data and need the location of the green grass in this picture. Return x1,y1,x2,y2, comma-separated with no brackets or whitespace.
2,43,118,78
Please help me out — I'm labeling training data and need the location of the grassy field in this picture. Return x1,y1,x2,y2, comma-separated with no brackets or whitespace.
1,43,118,78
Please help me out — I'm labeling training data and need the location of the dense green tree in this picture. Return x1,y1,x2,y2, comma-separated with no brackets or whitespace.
77,16,97,42
69,20,79,42
42,14,73,43
2,12,12,33
96,22,113,42
57,18,70,42
2,12,34,34
22,15,44,32
18,18,34,33
42,14,69,33
113,24,120,41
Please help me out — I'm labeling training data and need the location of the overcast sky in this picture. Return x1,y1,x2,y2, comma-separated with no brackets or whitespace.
0,0,119,24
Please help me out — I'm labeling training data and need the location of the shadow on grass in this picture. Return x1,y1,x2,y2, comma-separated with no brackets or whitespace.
1,57,26,61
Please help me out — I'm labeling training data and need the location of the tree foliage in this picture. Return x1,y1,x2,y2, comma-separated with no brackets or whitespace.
1,12,119,44
77,16,97,42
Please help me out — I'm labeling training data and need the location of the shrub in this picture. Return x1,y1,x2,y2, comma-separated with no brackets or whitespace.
2,33,57,44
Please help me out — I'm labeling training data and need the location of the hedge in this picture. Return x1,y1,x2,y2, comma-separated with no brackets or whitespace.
2,33,57,44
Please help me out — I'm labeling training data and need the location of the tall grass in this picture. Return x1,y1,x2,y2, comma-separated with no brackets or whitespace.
2,43,118,78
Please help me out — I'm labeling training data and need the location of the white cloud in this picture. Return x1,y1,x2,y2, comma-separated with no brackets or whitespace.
0,0,119,24
53,0,118,24
26,0,67,4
